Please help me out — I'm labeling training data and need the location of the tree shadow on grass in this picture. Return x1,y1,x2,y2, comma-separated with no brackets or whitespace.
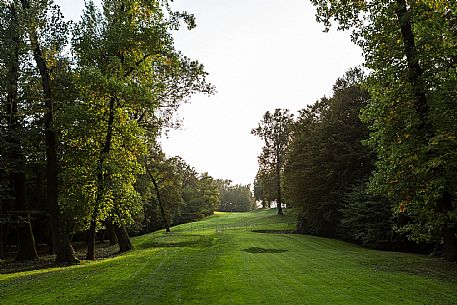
252,229,295,234
137,234,215,249
242,247,288,254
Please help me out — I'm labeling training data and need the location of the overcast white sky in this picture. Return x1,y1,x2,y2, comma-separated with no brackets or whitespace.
58,0,363,185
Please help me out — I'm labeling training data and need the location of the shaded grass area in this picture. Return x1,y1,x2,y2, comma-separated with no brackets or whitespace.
0,241,120,274
1,209,456,304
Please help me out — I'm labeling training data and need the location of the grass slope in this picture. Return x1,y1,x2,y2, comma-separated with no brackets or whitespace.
1,209,456,304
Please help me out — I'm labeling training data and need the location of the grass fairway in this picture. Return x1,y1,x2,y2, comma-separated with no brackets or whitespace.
1,209,456,304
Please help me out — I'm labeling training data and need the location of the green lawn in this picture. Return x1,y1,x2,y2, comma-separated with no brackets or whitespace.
1,209,456,304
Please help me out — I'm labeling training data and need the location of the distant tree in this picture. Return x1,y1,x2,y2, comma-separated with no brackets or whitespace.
217,180,255,212
252,109,293,215
194,173,220,216
253,173,264,207
253,168,276,208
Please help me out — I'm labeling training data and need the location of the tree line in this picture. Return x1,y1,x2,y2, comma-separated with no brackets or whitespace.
253,0,457,262
0,0,254,264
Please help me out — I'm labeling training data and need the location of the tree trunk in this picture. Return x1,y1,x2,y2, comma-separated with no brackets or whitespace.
443,228,457,262
0,224,5,260
276,159,283,215
115,224,133,252
12,158,38,261
395,0,429,131
16,219,38,261
438,192,457,262
98,229,105,244
296,214,306,234
150,174,170,232
86,96,116,260
85,219,97,260
107,220,118,246
20,0,78,264
47,223,54,255
12,151,38,261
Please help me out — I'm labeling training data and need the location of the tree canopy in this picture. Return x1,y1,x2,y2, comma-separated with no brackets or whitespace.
252,109,293,215
310,0,457,261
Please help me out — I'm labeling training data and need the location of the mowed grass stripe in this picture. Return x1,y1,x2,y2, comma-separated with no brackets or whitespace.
1,209,456,304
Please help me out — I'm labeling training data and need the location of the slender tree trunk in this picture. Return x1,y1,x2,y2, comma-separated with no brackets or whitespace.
85,220,97,260
86,96,116,260
276,157,283,215
20,0,78,264
115,224,133,252
150,174,170,232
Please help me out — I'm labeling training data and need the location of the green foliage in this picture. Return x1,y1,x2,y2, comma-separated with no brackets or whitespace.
217,180,255,212
0,0,215,255
340,181,394,245
181,172,220,220
138,146,185,231
252,109,293,212
283,68,373,236
55,0,214,237
310,0,457,251
137,149,221,231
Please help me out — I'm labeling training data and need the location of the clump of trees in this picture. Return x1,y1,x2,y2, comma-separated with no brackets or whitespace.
0,0,215,263
312,0,457,261
283,68,376,237
216,180,255,212
253,1,457,261
138,147,221,233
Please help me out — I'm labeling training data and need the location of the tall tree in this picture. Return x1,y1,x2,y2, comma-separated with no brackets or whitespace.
283,69,372,236
252,109,293,215
0,2,39,261
18,0,78,264
71,0,213,259
311,0,457,260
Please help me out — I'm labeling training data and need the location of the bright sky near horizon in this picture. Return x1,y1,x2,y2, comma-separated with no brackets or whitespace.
58,0,363,186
